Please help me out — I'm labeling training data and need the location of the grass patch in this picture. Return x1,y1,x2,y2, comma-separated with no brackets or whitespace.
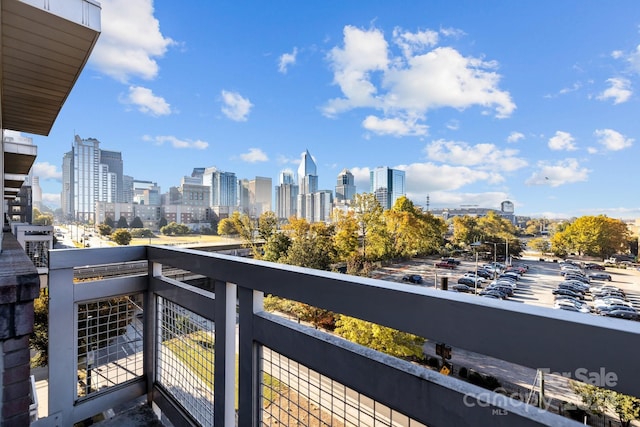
164,331,285,409
130,234,239,247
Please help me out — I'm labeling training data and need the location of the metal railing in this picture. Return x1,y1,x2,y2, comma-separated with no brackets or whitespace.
34,245,640,426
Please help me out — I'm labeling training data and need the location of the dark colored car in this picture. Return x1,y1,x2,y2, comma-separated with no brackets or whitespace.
589,272,612,281
479,289,508,299
585,263,605,270
458,277,482,287
604,309,639,320
468,269,493,279
552,288,584,300
402,274,423,284
452,284,473,293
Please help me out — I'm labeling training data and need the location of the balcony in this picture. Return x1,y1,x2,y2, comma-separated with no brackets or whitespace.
27,245,640,426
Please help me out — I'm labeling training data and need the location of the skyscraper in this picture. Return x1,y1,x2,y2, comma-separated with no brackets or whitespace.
370,166,406,210
276,169,298,220
249,176,272,217
61,136,126,221
203,167,238,208
297,149,318,195
335,169,356,203
296,150,333,222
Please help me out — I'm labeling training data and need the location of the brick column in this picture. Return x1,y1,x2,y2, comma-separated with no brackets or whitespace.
0,233,40,426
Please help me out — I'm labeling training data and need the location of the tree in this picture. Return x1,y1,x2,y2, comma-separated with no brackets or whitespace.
130,216,144,228
97,223,112,236
334,315,425,359
116,216,129,229
217,218,238,236
30,289,49,367
111,229,132,245
158,216,168,228
353,193,385,260
333,209,360,260
32,208,53,225
551,215,630,258
104,216,115,228
258,211,278,241
130,228,154,238
572,381,640,427
262,232,291,263
529,237,551,255
451,216,482,247
161,222,190,236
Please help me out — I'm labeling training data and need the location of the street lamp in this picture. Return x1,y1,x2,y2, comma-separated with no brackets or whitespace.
470,241,482,294
484,241,498,278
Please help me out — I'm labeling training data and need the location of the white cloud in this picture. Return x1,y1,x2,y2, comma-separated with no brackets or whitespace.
611,50,624,59
594,128,634,151
597,77,632,104
143,135,208,149
548,131,577,151
439,27,466,38
323,25,515,132
398,162,493,193
425,139,527,172
124,86,171,116
276,154,299,165
392,27,439,58
32,162,62,181
525,159,590,187
90,0,175,82
422,191,508,209
221,90,253,121
240,148,269,163
278,48,298,74
362,115,428,137
587,147,598,154
446,120,460,131
507,131,524,143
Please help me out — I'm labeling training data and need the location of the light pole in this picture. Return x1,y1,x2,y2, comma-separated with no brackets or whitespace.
484,241,497,278
505,238,510,266
470,241,481,294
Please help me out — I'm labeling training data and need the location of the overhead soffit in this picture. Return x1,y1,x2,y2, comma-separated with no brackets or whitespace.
2,0,101,135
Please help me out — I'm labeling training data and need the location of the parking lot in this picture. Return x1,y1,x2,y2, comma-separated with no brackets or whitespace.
370,255,640,315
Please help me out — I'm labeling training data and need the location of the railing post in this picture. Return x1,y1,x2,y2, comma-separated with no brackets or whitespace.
237,287,263,427
214,280,236,427
146,261,161,413
47,260,76,425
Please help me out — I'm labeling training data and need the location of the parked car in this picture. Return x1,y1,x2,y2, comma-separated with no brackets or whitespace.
597,304,637,314
585,263,605,270
552,288,585,300
604,309,639,320
468,269,493,279
588,272,612,281
458,276,483,287
402,274,423,284
479,289,508,299
452,284,473,293
554,300,590,313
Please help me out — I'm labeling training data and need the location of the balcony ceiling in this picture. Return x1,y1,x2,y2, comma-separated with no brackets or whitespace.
1,0,101,136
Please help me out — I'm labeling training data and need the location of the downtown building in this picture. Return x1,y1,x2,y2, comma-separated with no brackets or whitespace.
295,150,332,223
370,166,406,210
275,169,298,220
61,135,125,222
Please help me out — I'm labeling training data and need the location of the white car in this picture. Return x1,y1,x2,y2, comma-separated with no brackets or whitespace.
462,273,486,284
554,300,591,313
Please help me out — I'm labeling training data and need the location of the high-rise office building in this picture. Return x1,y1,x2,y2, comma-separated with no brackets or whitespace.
370,166,406,210
276,169,298,220
297,149,318,195
335,169,356,203
249,176,272,217
203,167,238,208
296,150,332,223
61,135,125,221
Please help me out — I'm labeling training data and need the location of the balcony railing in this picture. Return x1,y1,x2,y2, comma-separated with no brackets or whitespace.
34,245,640,426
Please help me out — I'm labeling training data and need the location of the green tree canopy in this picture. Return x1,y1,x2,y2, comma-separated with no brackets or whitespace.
158,216,168,228
551,215,630,258
258,211,278,241
333,209,360,260
130,216,144,228
262,232,292,263
116,216,129,229
334,315,425,359
572,381,640,427
528,237,551,255
104,216,115,228
161,221,190,236
32,208,53,225
353,193,386,260
97,223,112,236
217,218,238,236
111,229,132,245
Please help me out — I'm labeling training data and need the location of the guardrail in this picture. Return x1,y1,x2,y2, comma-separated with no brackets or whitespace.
35,245,640,426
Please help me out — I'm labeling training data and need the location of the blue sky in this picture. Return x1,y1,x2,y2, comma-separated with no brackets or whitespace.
27,0,640,219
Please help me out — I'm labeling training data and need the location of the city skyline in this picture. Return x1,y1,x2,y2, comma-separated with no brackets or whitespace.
23,1,640,219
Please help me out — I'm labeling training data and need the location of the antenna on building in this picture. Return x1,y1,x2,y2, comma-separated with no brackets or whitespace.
426,194,430,211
